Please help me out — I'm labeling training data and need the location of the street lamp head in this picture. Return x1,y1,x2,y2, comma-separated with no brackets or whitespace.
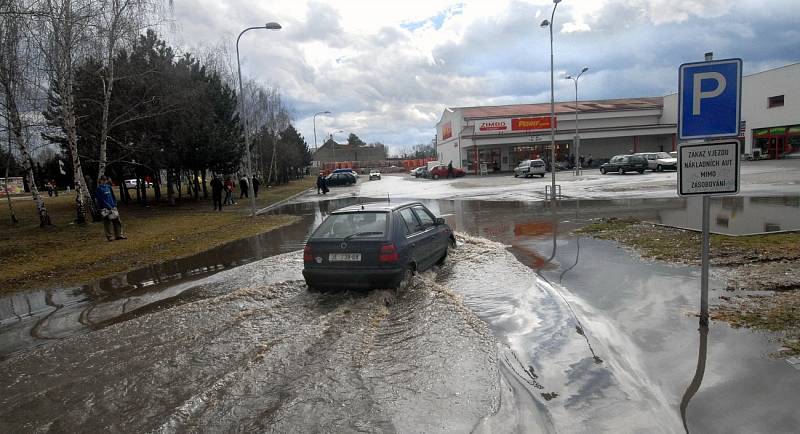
540,19,550,27
553,0,562,3
323,111,331,114
264,22,282,30
581,66,589,73
565,74,573,80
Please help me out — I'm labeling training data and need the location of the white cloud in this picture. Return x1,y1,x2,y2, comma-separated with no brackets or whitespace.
167,0,800,152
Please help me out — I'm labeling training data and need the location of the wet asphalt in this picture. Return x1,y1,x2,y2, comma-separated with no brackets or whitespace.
2,174,800,433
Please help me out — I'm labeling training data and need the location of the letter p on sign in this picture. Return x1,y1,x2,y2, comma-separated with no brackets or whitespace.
679,58,742,140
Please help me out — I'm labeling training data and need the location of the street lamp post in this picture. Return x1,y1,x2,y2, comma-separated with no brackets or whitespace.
565,66,589,175
312,111,331,153
541,0,562,204
236,22,281,217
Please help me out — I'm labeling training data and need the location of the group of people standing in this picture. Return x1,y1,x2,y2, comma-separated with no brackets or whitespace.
210,175,261,211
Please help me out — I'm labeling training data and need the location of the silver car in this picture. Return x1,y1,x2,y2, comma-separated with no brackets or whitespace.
636,152,677,171
513,159,546,178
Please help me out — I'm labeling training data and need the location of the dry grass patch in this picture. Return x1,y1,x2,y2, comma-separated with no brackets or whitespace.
0,179,313,293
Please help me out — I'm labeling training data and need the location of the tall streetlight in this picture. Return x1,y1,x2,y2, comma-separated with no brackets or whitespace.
236,22,282,217
541,0,561,204
312,111,331,153
565,66,589,175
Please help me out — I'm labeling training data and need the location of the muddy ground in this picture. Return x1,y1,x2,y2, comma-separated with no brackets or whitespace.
0,251,499,433
576,219,800,356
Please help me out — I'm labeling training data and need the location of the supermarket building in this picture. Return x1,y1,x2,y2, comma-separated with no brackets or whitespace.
436,62,799,172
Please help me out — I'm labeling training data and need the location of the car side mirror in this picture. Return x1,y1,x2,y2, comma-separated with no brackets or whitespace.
435,217,446,225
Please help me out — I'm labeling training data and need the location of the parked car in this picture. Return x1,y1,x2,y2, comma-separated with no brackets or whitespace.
332,168,359,178
124,179,153,188
599,154,649,174
325,172,357,186
410,166,426,178
369,170,381,180
302,202,455,290
429,165,465,179
513,159,546,178
635,152,678,171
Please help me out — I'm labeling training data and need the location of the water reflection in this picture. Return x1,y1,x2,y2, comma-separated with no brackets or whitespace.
654,195,800,235
680,325,709,433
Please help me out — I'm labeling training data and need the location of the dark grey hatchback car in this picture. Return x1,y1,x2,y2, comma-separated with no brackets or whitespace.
303,202,455,290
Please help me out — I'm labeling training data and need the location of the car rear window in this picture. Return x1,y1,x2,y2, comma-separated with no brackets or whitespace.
312,212,387,239
531,161,544,167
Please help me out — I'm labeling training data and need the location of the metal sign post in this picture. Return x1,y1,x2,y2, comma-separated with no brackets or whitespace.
677,55,742,326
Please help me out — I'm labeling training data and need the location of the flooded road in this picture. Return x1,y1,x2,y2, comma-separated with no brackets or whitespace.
2,194,799,432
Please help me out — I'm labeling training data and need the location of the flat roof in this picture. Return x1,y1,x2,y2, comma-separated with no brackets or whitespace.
454,97,663,119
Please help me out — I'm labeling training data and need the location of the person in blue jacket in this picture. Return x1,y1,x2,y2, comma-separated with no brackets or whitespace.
96,176,126,241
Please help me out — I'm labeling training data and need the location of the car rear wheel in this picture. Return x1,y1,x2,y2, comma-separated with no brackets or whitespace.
514,173,518,178
618,167,625,175
600,167,606,174
637,169,645,174
657,164,663,172
433,174,440,180
395,265,414,290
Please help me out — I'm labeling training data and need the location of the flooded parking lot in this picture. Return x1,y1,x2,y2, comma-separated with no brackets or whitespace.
2,192,799,432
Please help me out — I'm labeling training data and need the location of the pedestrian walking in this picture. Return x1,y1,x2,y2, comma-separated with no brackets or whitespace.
46,180,53,197
317,174,325,194
447,161,454,178
579,155,585,168
239,176,249,199
211,176,224,211
224,177,235,205
252,176,260,198
586,154,593,168
96,175,126,241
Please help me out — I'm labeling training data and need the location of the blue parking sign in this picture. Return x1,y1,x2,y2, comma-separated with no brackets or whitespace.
678,58,742,140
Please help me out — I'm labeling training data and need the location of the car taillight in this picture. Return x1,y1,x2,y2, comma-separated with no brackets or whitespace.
379,243,399,263
303,245,313,262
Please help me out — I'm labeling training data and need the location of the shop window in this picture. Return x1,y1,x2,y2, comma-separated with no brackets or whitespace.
768,95,784,108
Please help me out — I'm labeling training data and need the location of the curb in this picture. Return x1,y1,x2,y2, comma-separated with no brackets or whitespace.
255,187,314,215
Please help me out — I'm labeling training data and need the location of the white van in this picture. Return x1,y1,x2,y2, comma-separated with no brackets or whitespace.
513,159,546,178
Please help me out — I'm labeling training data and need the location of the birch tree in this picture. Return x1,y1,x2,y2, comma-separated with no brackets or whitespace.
39,0,96,223
0,0,51,226
93,0,170,181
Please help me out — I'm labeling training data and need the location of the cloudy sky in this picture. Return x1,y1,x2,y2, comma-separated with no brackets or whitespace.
169,0,799,153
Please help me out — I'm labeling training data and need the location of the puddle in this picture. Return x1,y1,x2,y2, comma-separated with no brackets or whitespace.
649,195,800,235
3,194,799,432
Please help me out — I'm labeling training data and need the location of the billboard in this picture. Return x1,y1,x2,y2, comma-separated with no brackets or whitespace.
441,121,453,140
474,116,555,135
0,177,25,196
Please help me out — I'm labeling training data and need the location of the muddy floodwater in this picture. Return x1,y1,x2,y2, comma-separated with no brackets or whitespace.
2,195,799,432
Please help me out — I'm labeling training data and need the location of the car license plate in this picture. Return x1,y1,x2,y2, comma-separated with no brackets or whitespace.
329,253,361,262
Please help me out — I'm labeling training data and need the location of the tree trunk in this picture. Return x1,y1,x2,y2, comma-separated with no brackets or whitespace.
96,0,119,182
193,169,199,200
154,170,162,202
2,91,50,226
201,170,207,198
5,124,19,224
167,168,175,206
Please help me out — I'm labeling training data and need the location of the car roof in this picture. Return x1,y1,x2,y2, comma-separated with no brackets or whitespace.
332,201,425,214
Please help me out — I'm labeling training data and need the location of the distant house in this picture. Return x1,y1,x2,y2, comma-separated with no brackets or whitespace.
313,139,387,163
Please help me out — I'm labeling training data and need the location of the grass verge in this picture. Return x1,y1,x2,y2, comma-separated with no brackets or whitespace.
0,178,314,294
576,218,800,357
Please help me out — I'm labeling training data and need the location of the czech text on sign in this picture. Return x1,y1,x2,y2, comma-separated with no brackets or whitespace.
678,140,739,196
678,58,742,140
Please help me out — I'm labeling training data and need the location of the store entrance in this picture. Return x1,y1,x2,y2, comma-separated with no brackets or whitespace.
754,126,800,159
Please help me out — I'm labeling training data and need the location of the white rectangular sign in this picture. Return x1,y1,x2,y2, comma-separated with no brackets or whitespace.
678,140,740,196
